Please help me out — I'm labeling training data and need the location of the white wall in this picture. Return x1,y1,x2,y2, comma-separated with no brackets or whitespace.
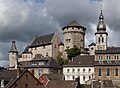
63,67,94,84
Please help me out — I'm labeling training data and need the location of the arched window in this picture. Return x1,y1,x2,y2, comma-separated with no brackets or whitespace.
107,68,110,76
102,37,104,42
98,68,102,76
98,37,100,43
106,55,110,60
115,68,119,76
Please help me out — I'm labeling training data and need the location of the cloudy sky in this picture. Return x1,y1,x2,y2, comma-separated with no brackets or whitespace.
0,0,120,67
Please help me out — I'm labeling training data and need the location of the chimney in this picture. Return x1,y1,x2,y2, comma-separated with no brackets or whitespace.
17,68,20,77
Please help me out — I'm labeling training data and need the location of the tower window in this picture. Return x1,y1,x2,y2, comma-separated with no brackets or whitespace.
102,37,104,42
66,46,69,49
98,37,100,43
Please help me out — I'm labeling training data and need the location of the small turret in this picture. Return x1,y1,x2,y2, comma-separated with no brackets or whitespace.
9,41,18,70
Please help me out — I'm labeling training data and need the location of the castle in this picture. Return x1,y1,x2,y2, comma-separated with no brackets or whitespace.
8,9,120,85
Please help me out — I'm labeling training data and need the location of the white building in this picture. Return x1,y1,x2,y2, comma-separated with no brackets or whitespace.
63,55,94,84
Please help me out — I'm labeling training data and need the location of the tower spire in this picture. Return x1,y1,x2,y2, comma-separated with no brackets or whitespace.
9,41,18,53
97,6,106,31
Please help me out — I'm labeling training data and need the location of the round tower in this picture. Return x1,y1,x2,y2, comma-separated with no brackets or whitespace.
9,41,18,70
62,20,86,51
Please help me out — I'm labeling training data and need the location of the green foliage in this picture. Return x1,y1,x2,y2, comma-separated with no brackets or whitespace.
66,46,80,60
57,55,68,66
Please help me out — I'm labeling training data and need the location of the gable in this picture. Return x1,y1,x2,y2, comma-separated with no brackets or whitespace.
7,69,44,88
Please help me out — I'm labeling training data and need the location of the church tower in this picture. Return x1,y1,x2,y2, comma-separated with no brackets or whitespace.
95,9,108,50
9,41,18,70
62,20,86,51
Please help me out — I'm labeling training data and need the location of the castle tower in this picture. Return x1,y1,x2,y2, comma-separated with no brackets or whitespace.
62,20,86,51
9,41,18,70
95,9,108,50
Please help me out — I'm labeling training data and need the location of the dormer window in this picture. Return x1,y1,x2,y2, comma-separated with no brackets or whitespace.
32,62,37,65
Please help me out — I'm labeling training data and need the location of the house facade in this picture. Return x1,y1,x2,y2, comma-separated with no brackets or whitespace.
18,54,62,79
63,55,94,84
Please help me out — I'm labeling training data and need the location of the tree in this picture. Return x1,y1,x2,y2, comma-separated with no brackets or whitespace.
66,46,80,60
57,55,68,66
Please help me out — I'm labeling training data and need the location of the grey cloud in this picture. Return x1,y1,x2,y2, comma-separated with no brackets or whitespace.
0,0,120,67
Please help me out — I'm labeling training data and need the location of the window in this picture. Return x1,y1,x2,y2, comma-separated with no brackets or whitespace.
107,68,110,76
67,76,70,79
54,45,57,48
83,76,85,81
36,83,39,86
26,75,28,79
72,69,75,72
25,83,28,88
115,55,119,60
72,76,75,80
83,69,85,72
65,39,71,42
66,46,69,49
67,69,69,72
98,56,102,61
46,52,48,56
89,68,91,72
78,69,80,72
115,68,119,76
98,37,100,43
106,55,110,60
91,47,93,50
102,37,104,42
89,76,91,79
98,68,102,76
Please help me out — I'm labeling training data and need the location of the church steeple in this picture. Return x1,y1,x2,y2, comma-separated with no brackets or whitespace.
95,8,108,50
97,8,106,31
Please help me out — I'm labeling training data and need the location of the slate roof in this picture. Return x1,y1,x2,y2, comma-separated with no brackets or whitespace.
94,60,120,66
46,80,77,88
6,69,44,88
64,55,94,67
19,55,62,68
62,20,86,30
58,42,64,46
67,20,81,26
93,80,114,88
45,74,63,80
88,42,96,47
22,45,31,54
95,47,120,54
95,31,108,35
29,33,55,47
0,69,17,81
9,41,18,53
